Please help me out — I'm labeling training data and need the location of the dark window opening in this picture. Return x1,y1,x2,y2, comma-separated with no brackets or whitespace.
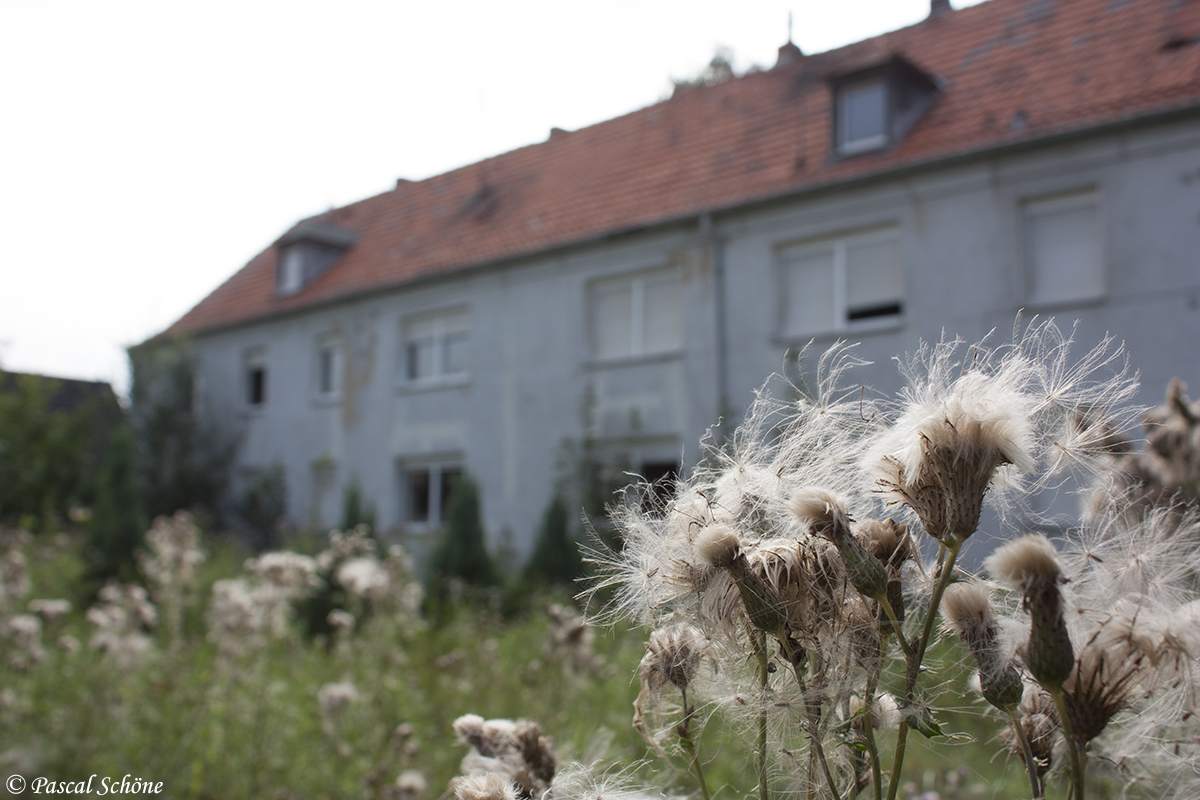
408,470,431,522
319,348,335,394
248,367,266,406
847,301,903,322
641,461,679,511
440,468,463,515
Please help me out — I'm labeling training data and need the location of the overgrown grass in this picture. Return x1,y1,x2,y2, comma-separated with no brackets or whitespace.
0,528,1130,799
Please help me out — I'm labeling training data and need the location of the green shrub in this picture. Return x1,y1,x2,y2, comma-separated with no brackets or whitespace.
427,475,497,610
523,491,583,587
85,425,146,585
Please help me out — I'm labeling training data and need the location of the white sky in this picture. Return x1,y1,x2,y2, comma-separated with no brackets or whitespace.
0,0,986,397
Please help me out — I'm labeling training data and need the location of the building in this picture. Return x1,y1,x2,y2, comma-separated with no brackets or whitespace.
164,0,1200,556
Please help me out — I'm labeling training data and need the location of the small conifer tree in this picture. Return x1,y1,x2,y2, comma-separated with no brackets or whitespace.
523,491,583,586
428,474,497,588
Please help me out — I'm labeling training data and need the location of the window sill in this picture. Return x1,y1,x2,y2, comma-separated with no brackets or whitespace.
836,136,888,158
584,349,685,370
774,317,903,346
396,374,471,395
1022,293,1107,312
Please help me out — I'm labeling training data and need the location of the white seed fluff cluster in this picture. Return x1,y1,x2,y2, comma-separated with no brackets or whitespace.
584,319,1195,797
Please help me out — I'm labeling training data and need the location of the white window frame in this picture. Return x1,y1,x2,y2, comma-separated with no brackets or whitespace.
400,307,470,387
314,333,343,401
279,246,304,296
399,460,463,529
777,226,903,338
1021,189,1105,307
837,78,888,155
588,266,684,362
243,347,268,409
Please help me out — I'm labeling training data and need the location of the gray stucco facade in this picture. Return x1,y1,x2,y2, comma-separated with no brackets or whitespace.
188,113,1200,560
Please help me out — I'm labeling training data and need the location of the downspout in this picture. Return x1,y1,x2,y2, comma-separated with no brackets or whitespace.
700,212,731,442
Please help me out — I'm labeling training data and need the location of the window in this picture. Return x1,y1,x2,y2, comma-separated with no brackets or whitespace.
830,57,939,157
244,348,268,407
402,308,469,383
837,79,887,154
1023,190,1104,306
590,268,683,360
779,227,903,336
279,246,304,296
401,463,462,525
315,335,342,398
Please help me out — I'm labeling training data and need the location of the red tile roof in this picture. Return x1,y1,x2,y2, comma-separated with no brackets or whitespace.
168,0,1200,336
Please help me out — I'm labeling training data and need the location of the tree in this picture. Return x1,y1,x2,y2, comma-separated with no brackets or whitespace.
523,491,584,587
238,462,287,552
86,425,146,584
0,370,119,526
128,337,235,521
428,475,497,590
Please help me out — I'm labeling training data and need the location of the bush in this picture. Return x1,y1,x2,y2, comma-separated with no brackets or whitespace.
86,425,147,585
427,475,497,608
523,491,583,587
238,462,287,552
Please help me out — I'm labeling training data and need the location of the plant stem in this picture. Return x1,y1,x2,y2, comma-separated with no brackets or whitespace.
776,635,840,800
1005,707,1043,800
1050,688,1086,800
886,539,961,800
755,629,770,800
878,593,915,665
678,687,712,800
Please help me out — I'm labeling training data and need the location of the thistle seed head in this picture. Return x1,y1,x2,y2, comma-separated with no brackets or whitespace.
696,524,740,569
988,536,1074,689
791,488,887,601
640,623,707,692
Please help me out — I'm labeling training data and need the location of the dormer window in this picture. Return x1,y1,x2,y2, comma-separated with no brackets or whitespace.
275,220,357,297
279,246,305,295
838,79,887,154
831,56,939,157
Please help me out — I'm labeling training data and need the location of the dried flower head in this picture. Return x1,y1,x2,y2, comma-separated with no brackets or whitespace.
452,715,557,799
791,488,887,601
452,774,516,800
943,581,1023,710
987,535,1074,690
317,680,358,718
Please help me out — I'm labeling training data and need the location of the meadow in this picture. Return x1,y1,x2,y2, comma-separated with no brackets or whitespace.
2,320,1198,800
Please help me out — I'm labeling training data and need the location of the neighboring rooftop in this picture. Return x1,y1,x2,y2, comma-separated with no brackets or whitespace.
168,0,1200,336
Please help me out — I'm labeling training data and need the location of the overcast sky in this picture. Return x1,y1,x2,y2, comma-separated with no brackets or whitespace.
0,0,987,397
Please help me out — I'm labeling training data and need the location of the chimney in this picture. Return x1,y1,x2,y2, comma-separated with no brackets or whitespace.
929,0,952,18
775,41,803,68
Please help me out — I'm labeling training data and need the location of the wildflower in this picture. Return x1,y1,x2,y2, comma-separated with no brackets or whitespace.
139,511,205,590
942,581,1023,710
317,681,358,718
869,320,1137,542
790,488,887,601
337,556,390,603
453,774,516,800
87,583,156,666
3,614,45,669
987,535,1074,690
394,770,426,800
453,715,557,799
639,623,707,693
27,598,71,624
696,524,786,635
545,604,602,674
327,609,355,632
